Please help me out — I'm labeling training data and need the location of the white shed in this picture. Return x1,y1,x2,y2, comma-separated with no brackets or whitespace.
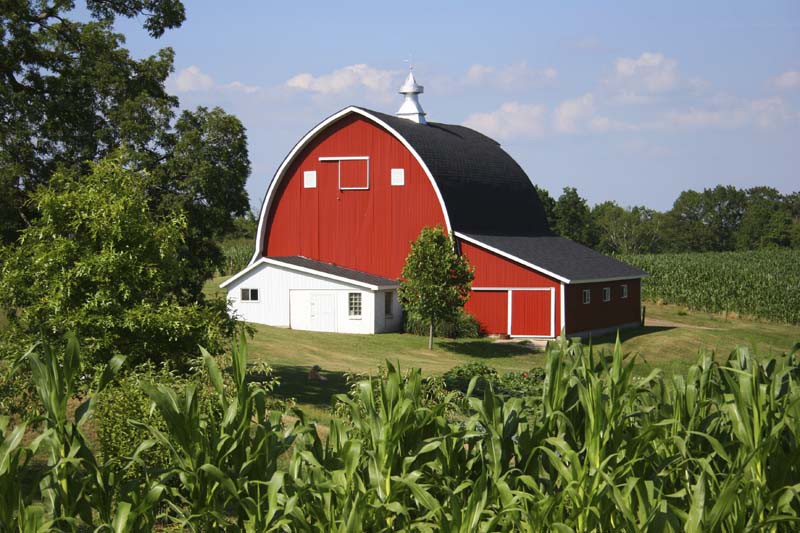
220,256,402,334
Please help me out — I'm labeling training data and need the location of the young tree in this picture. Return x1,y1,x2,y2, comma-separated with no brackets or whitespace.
534,185,557,229
398,227,474,350
0,155,235,369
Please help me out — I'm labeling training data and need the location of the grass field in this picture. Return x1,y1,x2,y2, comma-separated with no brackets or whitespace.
207,276,800,415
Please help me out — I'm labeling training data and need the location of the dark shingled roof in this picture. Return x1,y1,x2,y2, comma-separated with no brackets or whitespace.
463,234,647,282
271,256,399,288
359,108,551,237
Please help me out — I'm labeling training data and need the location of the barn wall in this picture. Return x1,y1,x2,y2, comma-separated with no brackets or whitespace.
225,262,387,333
459,241,562,335
263,115,447,279
564,279,641,335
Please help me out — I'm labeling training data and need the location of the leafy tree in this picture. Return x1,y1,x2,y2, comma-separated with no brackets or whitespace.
591,201,662,254
1,1,250,293
399,227,474,350
553,187,595,246
735,187,792,249
534,185,556,229
661,190,714,252
0,155,236,368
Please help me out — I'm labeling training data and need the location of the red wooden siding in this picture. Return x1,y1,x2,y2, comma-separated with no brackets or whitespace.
263,116,447,279
460,241,562,335
464,291,508,335
564,279,641,334
511,290,552,336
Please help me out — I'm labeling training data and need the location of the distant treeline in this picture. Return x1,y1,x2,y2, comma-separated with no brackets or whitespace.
535,185,800,254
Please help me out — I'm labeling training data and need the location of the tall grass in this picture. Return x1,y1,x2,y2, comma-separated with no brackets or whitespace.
219,239,253,277
3,334,799,530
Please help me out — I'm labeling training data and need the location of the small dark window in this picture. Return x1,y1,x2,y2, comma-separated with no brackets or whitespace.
621,284,629,299
385,292,393,317
582,289,591,305
348,292,362,317
602,287,611,302
241,288,259,302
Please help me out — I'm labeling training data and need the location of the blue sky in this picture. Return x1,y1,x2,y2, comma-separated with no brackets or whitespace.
115,1,799,212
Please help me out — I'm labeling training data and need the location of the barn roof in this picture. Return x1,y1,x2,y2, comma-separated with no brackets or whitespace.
270,256,399,289
458,233,647,283
358,108,551,237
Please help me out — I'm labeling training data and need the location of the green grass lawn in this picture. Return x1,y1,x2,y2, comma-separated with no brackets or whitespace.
208,276,800,414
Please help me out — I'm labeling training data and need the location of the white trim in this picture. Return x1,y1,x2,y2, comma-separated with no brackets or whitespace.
473,286,553,291
219,257,398,292
507,287,556,338
251,106,453,264
602,287,611,303
582,289,591,305
455,232,571,284
559,282,566,336
621,283,629,299
319,156,370,191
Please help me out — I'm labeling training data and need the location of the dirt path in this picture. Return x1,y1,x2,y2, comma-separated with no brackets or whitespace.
647,318,719,331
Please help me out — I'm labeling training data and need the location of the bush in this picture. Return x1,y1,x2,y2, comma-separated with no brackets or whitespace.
95,352,283,481
0,362,40,420
442,361,498,394
403,309,481,338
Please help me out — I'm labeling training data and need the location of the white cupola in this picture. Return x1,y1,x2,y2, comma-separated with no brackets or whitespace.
396,69,427,124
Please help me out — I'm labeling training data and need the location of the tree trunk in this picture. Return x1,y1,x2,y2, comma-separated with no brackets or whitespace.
428,320,434,350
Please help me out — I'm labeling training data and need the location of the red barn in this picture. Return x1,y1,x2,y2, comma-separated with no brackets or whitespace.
222,72,646,337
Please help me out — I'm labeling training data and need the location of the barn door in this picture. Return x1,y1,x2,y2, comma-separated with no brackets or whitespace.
309,293,336,332
510,289,553,337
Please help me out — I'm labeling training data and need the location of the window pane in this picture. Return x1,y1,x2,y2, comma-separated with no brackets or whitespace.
349,292,362,316
251,289,259,301
241,288,249,301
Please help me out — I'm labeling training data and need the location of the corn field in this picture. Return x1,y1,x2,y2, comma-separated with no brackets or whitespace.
621,249,800,324
2,335,799,531
220,239,254,276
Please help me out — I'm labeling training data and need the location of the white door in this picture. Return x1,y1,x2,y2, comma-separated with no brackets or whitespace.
308,293,336,332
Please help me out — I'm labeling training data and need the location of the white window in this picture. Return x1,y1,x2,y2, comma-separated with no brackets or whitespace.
602,287,611,302
391,168,405,186
582,289,591,305
384,291,393,317
348,292,362,318
319,156,370,190
303,170,317,189
240,288,259,302
621,284,629,299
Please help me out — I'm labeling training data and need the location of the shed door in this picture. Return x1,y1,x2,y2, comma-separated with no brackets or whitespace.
511,290,553,337
288,292,339,333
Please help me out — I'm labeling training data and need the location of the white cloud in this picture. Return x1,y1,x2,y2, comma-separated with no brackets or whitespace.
462,102,547,139
465,62,557,89
285,64,398,95
773,71,800,90
554,93,595,133
660,96,795,129
169,65,215,92
615,52,679,92
223,81,260,94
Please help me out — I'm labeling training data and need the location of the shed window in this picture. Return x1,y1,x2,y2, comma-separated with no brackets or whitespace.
621,284,629,299
391,168,405,186
241,288,259,302
384,291,393,317
602,287,611,302
319,156,370,190
303,170,317,188
582,289,591,305
348,292,362,318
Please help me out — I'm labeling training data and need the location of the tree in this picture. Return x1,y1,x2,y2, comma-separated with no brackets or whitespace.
1,1,251,296
735,187,792,250
0,155,236,368
398,227,474,350
591,201,662,254
534,185,556,229
553,187,595,246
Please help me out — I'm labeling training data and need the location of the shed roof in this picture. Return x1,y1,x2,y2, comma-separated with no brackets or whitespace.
459,233,647,283
270,256,400,288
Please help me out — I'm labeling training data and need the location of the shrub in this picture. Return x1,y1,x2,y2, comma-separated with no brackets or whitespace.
442,361,498,394
403,308,481,338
